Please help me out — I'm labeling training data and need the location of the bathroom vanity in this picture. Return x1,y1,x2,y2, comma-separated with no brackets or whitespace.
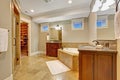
46,41,61,57
78,46,117,80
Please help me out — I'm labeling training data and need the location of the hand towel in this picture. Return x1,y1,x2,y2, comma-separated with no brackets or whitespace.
0,28,8,52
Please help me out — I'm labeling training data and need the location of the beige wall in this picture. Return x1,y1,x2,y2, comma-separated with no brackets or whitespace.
39,26,47,53
39,18,89,52
0,0,12,80
117,39,120,80
88,12,97,44
97,15,115,40
62,19,89,43
48,19,89,43
31,22,40,54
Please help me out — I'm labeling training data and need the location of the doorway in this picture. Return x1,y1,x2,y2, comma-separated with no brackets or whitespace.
12,15,17,70
20,22,28,57
12,4,21,72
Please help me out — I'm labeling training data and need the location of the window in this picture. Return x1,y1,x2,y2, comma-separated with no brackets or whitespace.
97,16,108,29
41,23,49,32
71,19,84,30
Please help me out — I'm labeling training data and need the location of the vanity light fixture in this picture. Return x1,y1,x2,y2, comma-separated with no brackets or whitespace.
55,25,62,30
68,0,72,4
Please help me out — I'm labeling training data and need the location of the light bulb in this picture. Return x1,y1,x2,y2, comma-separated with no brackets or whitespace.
68,0,72,4
30,10,34,12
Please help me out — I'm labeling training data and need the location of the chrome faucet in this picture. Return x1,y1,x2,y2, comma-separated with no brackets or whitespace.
92,40,100,45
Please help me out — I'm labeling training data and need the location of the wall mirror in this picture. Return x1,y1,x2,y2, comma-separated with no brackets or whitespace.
49,23,62,41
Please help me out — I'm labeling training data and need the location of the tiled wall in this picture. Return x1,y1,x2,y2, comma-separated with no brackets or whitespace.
62,40,117,50
39,32,47,52
62,42,89,48
97,40,117,50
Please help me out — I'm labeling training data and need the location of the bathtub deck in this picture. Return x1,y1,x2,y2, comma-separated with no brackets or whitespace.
58,49,79,71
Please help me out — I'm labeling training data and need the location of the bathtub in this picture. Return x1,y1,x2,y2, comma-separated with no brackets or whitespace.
62,48,79,55
58,48,79,71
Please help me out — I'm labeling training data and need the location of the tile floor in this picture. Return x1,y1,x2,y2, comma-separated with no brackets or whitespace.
13,54,78,80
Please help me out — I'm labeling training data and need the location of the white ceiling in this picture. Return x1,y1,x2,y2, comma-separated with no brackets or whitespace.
17,0,92,23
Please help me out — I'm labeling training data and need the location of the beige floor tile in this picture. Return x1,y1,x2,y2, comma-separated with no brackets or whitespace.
13,54,78,80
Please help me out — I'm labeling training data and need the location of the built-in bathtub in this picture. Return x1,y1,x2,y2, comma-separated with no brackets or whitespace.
58,48,79,71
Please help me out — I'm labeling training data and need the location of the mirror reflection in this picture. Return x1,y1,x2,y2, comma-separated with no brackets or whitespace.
49,23,62,41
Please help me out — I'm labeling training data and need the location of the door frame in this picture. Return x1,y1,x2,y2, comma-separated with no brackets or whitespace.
11,0,31,72
11,0,21,72
20,21,29,56
20,19,31,56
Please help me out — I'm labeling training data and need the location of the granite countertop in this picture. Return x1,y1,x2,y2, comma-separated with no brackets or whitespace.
78,46,117,53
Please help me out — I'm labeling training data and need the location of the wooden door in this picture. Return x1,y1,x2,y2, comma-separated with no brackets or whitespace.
20,22,28,56
12,4,21,72
12,15,17,70
79,52,94,80
94,53,113,80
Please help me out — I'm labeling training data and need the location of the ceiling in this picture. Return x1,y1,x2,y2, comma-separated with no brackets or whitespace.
17,0,93,23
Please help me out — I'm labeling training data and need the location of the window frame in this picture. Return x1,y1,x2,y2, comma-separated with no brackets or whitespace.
41,23,49,32
97,16,108,29
71,18,84,30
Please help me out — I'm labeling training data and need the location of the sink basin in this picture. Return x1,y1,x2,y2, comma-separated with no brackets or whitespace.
81,45,103,49
82,45,95,49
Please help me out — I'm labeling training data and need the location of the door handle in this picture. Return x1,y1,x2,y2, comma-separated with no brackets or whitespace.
13,38,16,46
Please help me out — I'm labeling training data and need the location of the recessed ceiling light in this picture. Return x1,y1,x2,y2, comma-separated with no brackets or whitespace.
30,10,34,12
68,0,72,4
25,11,28,13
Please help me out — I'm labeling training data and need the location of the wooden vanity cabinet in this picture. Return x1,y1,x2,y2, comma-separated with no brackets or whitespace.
46,42,61,57
79,50,117,80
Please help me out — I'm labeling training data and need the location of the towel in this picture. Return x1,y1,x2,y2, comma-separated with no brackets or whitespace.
114,10,120,39
0,28,8,52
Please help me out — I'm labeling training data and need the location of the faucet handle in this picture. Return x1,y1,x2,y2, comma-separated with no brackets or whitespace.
105,42,109,48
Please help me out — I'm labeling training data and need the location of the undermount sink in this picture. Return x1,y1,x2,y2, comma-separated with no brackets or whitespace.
82,45,95,49
81,45,104,49
79,45,117,53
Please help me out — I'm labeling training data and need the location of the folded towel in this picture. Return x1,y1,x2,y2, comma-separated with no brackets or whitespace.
0,28,8,52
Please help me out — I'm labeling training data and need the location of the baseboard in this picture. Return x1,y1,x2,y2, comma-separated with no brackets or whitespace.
4,74,13,80
30,51,46,56
30,51,40,56
39,51,46,54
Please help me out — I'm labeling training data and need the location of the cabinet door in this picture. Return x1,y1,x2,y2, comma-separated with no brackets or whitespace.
94,54,113,80
46,43,61,57
79,53,94,80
